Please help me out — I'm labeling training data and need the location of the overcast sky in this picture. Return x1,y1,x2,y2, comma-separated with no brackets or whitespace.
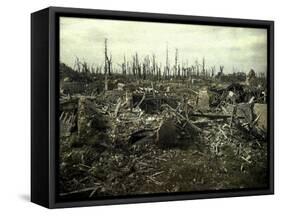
60,17,267,74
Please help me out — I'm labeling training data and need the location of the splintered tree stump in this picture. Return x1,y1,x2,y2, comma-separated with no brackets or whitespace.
225,103,254,123
197,89,210,111
77,96,89,139
157,120,178,148
253,103,267,131
77,96,108,142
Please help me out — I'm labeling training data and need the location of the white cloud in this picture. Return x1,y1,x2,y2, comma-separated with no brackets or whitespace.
60,17,267,74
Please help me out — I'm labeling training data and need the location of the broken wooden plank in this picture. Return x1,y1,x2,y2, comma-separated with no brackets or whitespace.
136,92,146,108
114,98,122,117
59,186,101,197
191,112,244,119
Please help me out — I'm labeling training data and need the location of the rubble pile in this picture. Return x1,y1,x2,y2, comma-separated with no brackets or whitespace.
59,79,268,201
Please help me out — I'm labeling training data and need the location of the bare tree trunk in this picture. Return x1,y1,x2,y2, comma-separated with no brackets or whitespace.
104,38,108,91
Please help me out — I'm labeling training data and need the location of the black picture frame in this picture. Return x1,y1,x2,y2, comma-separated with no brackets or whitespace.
31,6,274,208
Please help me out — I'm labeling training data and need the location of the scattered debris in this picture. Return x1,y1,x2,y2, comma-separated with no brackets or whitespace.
59,62,268,200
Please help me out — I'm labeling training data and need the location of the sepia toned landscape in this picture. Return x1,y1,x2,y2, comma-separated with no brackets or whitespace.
58,17,268,201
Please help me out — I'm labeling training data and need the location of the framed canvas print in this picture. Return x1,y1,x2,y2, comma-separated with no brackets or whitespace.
31,7,274,208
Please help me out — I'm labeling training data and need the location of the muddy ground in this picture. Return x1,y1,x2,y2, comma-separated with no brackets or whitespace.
58,77,268,201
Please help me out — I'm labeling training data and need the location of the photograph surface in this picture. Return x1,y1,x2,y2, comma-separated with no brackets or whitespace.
58,16,269,201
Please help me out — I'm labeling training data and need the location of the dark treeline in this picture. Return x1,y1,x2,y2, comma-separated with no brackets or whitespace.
63,39,266,82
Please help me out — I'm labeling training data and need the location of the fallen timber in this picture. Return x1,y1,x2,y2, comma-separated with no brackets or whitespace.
190,112,245,119
160,104,202,134
132,93,179,113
